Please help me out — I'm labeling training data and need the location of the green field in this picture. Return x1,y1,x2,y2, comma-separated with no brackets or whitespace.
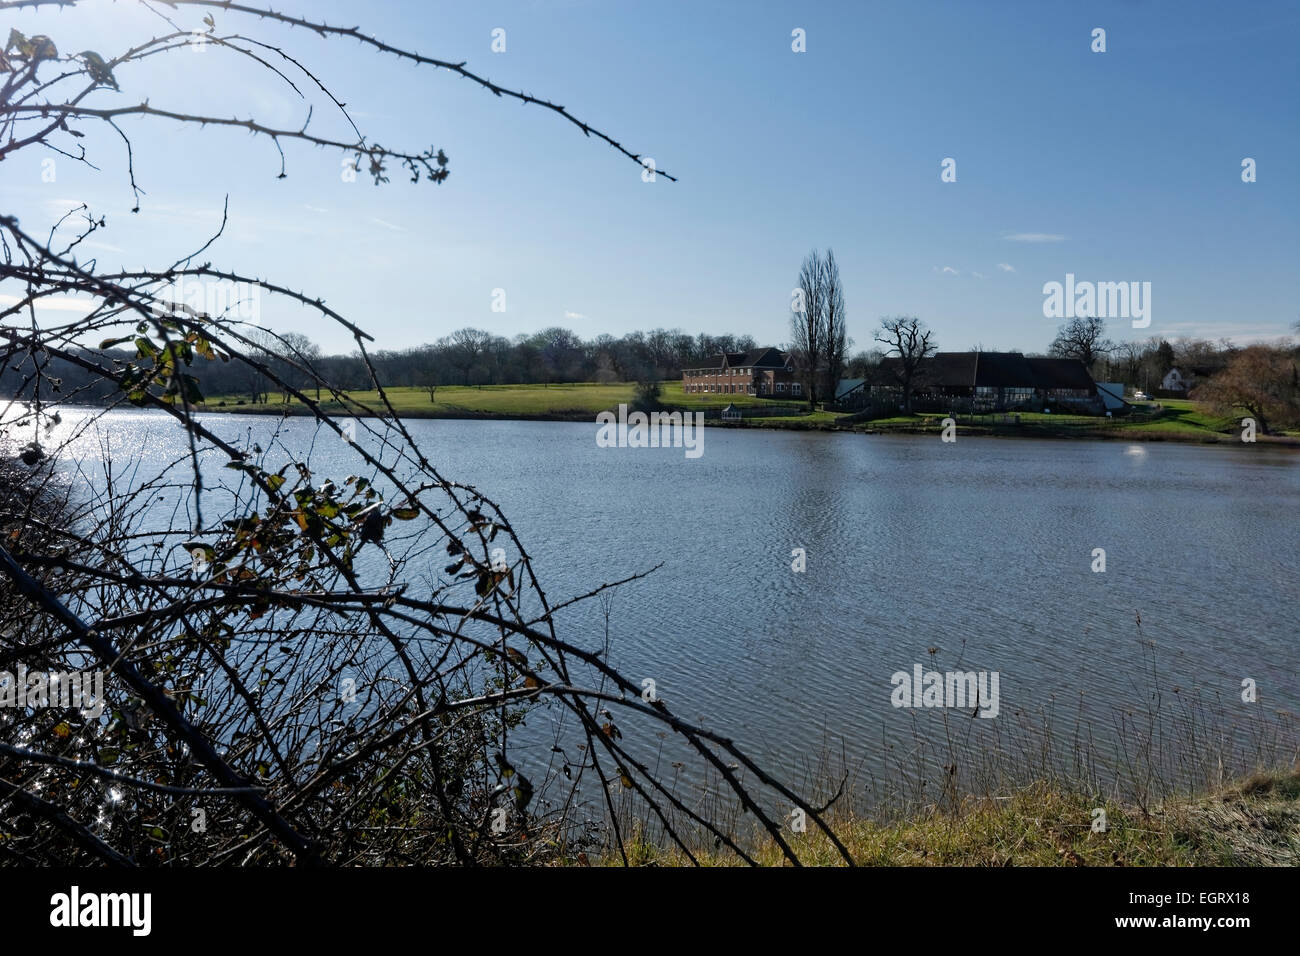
1118,398,1239,434
210,382,625,416
205,380,802,417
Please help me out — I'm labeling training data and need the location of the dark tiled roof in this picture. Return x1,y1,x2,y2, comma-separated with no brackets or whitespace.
1026,357,1095,390
868,352,1094,390
736,347,789,368
685,347,789,372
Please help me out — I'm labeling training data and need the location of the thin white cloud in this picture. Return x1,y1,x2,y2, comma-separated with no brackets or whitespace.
1140,321,1293,343
564,310,587,320
304,204,329,213
369,217,403,231
971,271,985,279
936,266,959,275
0,293,96,313
997,263,1016,272
1003,233,1066,243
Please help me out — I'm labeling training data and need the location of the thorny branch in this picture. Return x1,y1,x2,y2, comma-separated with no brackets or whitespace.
0,0,844,866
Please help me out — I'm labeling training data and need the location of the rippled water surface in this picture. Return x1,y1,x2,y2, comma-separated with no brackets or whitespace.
47,410,1300,788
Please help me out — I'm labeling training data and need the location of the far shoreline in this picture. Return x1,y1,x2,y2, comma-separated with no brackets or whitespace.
181,401,1300,448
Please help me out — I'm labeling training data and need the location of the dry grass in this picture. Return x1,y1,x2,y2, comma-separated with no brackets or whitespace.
588,766,1300,867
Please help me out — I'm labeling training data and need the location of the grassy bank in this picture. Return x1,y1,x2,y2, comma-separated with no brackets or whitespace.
201,386,1300,445
594,767,1300,866
847,399,1296,443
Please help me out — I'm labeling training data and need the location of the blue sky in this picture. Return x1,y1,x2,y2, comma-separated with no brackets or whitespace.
5,0,1298,355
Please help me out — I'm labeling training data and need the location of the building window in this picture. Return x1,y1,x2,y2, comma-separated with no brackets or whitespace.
792,382,802,396
776,382,786,393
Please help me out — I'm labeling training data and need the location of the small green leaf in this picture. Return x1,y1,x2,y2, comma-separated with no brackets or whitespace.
77,50,118,89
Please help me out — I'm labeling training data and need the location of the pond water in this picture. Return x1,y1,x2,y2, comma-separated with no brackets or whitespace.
38,409,1300,803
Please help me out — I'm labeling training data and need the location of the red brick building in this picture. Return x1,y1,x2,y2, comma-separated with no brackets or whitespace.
682,347,799,397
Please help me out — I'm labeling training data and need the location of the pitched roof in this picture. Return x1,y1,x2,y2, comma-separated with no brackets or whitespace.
867,352,1095,391
734,347,789,368
1025,357,1096,390
1094,382,1129,409
835,378,867,400
685,347,789,371
689,355,726,369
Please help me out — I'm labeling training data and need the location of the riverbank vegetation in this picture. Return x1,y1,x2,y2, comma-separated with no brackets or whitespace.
838,399,1300,442
597,768,1300,866
579,639,1298,866
193,384,1299,444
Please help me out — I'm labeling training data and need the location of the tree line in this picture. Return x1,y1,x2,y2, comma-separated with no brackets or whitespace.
4,294,1293,430
0,326,771,404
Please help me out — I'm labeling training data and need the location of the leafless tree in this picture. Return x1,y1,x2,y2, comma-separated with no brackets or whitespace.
449,329,493,386
1049,316,1116,371
822,250,849,402
875,316,936,413
418,368,439,404
789,250,827,408
1113,341,1143,387
265,332,323,402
